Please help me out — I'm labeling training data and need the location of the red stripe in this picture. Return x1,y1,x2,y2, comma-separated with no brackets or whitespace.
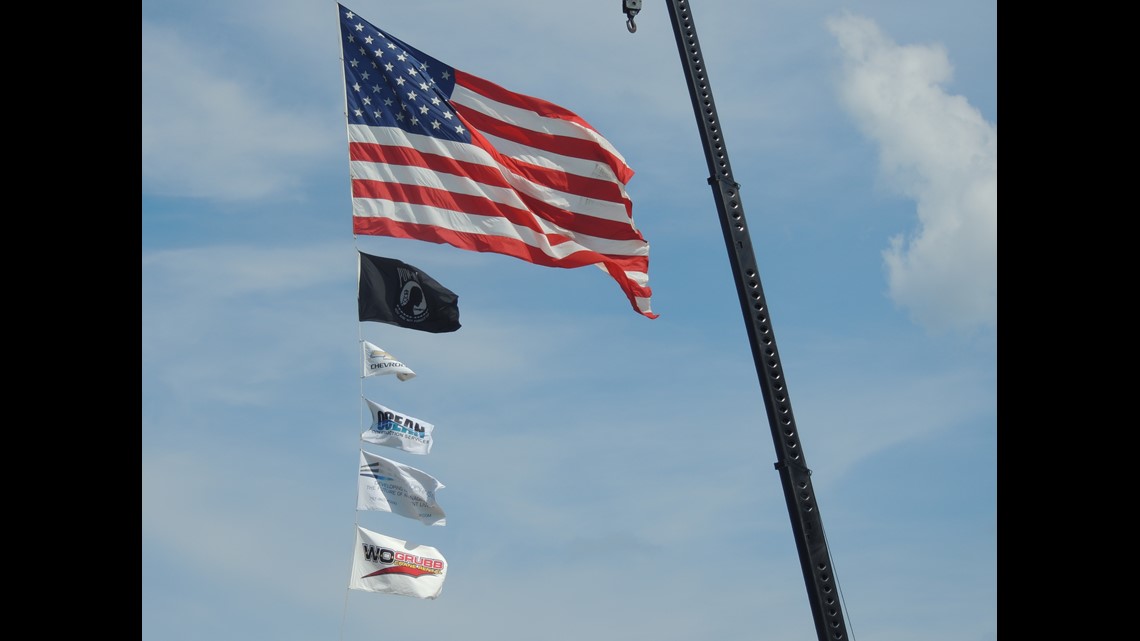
457,107,634,185
512,184,638,240
455,70,598,134
477,147,633,215
353,216,653,309
353,179,544,236
453,71,634,185
350,140,631,210
350,142,641,239
349,142,503,187
352,178,645,245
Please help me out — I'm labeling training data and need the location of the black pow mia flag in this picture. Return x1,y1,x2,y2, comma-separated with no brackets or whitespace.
357,251,461,333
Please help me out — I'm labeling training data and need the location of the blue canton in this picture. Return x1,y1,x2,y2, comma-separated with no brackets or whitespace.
340,8,471,144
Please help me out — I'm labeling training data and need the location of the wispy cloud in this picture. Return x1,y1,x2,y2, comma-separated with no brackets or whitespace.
141,22,336,201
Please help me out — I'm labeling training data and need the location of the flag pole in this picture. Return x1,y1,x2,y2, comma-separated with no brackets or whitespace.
624,2,851,639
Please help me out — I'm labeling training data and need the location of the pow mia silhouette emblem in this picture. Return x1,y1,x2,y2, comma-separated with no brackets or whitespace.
395,278,429,324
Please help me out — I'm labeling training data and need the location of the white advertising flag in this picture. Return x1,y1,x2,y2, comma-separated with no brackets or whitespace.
362,341,416,381
348,526,447,599
362,398,435,455
357,450,447,526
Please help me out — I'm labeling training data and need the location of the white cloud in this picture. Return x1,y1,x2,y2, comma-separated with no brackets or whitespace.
141,23,335,201
827,13,996,336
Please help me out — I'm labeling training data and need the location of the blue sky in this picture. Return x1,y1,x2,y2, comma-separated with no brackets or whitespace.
142,1,997,640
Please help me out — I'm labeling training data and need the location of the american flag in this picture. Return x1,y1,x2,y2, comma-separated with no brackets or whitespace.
338,4,655,318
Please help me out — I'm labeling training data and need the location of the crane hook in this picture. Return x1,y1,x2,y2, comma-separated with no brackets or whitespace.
622,0,641,34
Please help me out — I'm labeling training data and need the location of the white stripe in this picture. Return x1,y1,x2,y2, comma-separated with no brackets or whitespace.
349,125,633,224
351,197,650,260
477,131,622,184
350,122,625,186
350,160,631,226
349,124,488,165
351,121,629,185
589,264,653,304
451,84,630,168
622,269,650,288
634,296,653,314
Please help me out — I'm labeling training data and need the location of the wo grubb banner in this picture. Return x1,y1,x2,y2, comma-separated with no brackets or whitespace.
349,525,447,599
